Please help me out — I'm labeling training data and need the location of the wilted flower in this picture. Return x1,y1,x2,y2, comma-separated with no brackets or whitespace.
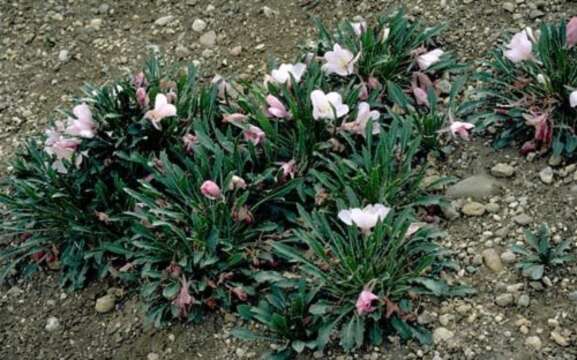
356,290,379,315
212,75,233,99
244,125,266,145
567,17,577,48
411,72,435,107
228,175,247,190
65,103,97,139
406,222,426,238
200,180,221,200
358,82,369,101
525,112,552,145
223,113,247,124
416,49,444,70
449,121,475,141
232,206,254,224
504,29,533,63
132,71,147,88
367,76,381,90
321,43,359,77
136,87,149,109
182,133,198,153
310,90,349,120
380,27,391,43
144,94,177,130
338,204,391,233
269,63,307,84
351,21,367,36
570,90,577,108
340,102,380,136
280,159,297,180
45,129,81,174
266,95,291,119
172,277,194,318
229,286,248,301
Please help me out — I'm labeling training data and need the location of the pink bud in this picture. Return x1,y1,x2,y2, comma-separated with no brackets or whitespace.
136,87,149,109
356,290,379,315
567,17,577,48
222,113,247,124
182,133,198,153
228,175,247,190
244,125,265,145
200,180,221,200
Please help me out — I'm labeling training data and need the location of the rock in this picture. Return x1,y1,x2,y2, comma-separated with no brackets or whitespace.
433,327,454,344
199,31,217,47
155,15,174,26
446,175,499,199
517,294,530,307
58,50,70,62
491,163,515,178
261,6,277,17
500,250,517,264
486,203,500,213
88,18,103,30
95,294,116,313
462,202,486,216
147,353,160,360
525,336,542,351
502,2,515,12
513,213,532,226
192,19,207,32
539,167,554,184
417,311,436,325
482,248,504,273
442,202,460,220
548,154,562,167
495,293,514,307
550,331,569,347
45,317,60,332
529,9,545,19
439,314,454,326
568,291,577,302
229,46,242,56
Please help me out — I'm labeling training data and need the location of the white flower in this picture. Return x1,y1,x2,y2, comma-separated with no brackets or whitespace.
321,43,359,77
570,90,577,108
338,204,391,232
310,90,349,120
416,49,444,70
144,94,177,130
270,63,307,84
351,21,367,36
340,102,380,136
65,103,97,138
504,29,533,63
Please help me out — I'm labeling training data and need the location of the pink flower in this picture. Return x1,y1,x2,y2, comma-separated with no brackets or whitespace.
44,130,81,174
570,90,577,108
145,94,177,130
504,29,533,63
567,17,577,48
223,113,247,124
182,133,198,153
232,206,254,224
367,76,381,90
525,112,552,145
416,49,444,70
266,95,291,119
269,63,307,84
338,204,390,233
413,87,429,107
356,290,379,315
411,72,435,107
228,175,247,190
321,44,359,77
340,102,380,136
449,121,475,141
244,125,266,145
280,160,297,180
358,82,369,101
351,21,367,36
172,277,194,318
200,180,221,200
65,104,97,139
310,90,349,120
136,87,149,109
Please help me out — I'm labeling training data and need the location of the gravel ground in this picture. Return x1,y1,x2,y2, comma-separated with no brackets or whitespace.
1,0,577,359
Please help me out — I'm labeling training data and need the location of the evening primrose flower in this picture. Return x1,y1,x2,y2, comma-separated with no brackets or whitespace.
570,90,577,108
566,17,577,48
416,49,444,70
266,95,291,119
321,43,359,77
269,63,307,84
144,94,177,130
200,180,221,200
340,102,380,136
310,90,349,120
504,29,533,63
65,103,97,139
338,204,391,233
449,121,475,141
356,290,379,315
244,125,266,145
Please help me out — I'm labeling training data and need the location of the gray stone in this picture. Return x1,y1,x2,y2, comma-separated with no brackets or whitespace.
503,2,516,12
192,18,207,32
155,15,174,26
482,249,504,273
517,294,530,307
147,353,160,360
525,336,542,350
550,331,569,347
491,163,515,178
568,291,577,302
500,250,517,264
199,31,217,47
513,213,532,226
433,327,454,344
539,167,554,184
496,293,514,306
58,50,70,62
45,317,60,332
446,175,499,199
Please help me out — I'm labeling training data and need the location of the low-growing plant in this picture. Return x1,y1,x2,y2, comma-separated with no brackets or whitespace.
511,224,575,280
473,18,577,156
273,206,471,352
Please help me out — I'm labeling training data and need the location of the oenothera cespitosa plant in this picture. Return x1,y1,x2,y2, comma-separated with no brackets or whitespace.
511,224,575,280
0,58,221,289
473,17,577,157
271,206,472,352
